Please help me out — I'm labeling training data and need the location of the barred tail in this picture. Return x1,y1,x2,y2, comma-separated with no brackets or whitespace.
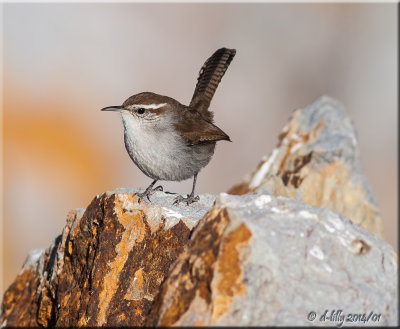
189,48,236,119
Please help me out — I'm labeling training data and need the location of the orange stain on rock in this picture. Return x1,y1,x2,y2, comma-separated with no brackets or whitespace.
211,223,252,322
96,194,146,326
124,268,146,301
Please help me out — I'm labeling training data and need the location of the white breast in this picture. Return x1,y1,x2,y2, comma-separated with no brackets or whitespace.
121,113,211,181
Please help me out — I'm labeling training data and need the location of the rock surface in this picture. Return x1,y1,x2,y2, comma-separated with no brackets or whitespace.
1,97,397,327
1,191,397,327
0,190,215,327
229,96,384,238
147,193,398,326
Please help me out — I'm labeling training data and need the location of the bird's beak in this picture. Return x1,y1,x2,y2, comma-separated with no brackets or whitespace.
101,105,123,112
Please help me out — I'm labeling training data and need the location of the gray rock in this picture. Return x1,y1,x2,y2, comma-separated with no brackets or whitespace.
22,248,45,270
229,96,384,239
153,193,397,326
105,188,216,230
218,193,397,326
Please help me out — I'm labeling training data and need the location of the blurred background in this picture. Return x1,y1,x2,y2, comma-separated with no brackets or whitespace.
1,3,397,295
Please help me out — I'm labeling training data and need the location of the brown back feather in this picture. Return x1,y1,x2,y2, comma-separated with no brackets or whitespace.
189,48,236,119
175,107,231,146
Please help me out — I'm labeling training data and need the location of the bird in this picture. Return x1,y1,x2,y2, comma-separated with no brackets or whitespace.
101,47,236,205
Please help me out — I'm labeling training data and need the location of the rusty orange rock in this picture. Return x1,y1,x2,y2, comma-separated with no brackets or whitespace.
1,191,214,327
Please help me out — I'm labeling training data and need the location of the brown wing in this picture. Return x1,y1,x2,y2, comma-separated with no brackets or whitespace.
189,48,236,119
175,108,231,146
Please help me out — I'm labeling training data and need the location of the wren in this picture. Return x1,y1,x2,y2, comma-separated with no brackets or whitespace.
101,48,236,205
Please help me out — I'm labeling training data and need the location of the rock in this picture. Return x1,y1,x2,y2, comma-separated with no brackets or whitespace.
1,97,396,327
146,193,398,326
0,248,44,327
229,96,384,238
0,189,215,327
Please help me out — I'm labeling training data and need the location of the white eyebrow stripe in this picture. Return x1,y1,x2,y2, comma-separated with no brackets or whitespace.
133,103,167,110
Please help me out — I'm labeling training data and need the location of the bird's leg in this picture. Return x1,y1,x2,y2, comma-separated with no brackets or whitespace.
137,179,163,203
173,173,200,206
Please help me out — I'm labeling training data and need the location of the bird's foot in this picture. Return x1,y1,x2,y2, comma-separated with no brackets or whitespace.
173,194,200,206
137,185,163,203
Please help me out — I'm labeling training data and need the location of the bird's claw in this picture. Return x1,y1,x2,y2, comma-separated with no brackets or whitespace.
136,185,164,203
154,185,163,192
135,192,147,204
173,194,200,206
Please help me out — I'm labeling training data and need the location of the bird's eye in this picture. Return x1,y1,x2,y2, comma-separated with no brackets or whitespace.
137,108,145,115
